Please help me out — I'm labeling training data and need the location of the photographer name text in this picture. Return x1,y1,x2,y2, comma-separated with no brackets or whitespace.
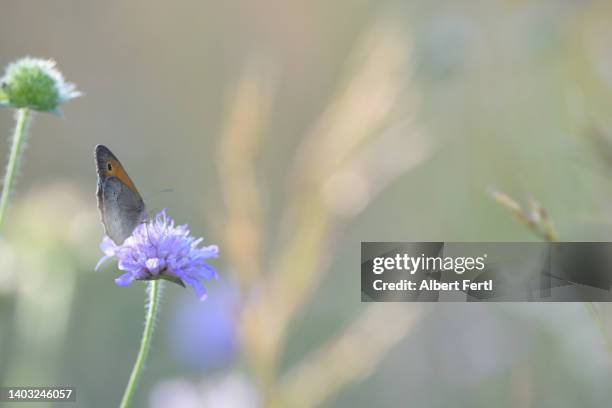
373,279,493,292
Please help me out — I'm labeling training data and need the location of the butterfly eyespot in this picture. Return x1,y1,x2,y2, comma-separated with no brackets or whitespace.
107,162,113,171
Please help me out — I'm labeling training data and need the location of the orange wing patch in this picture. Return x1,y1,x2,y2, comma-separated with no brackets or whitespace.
105,159,139,194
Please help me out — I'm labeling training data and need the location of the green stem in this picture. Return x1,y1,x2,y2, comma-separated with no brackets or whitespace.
119,280,161,408
0,108,31,231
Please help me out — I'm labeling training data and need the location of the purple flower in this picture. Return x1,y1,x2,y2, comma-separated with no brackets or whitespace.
169,284,238,371
96,209,219,300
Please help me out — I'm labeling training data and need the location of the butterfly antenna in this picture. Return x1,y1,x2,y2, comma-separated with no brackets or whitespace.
143,188,174,201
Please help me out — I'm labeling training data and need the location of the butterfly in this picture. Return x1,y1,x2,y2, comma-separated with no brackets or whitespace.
94,144,146,245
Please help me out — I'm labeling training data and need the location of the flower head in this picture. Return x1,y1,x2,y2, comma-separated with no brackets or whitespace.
96,210,219,301
0,57,81,113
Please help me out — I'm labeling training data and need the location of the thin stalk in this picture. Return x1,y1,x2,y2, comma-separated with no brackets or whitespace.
586,303,612,354
537,218,612,353
119,280,161,408
0,108,31,231
491,190,612,353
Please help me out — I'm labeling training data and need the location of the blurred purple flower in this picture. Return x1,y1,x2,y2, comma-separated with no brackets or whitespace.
96,209,219,300
168,284,239,371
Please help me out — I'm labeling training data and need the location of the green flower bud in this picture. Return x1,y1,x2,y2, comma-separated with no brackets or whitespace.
0,57,81,113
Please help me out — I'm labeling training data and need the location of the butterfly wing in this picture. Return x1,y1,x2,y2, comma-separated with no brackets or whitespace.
100,177,145,244
95,145,146,244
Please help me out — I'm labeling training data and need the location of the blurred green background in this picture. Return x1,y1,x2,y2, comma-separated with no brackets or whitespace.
2,0,612,407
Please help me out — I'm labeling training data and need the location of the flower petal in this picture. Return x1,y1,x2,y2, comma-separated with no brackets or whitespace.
95,255,111,271
192,264,218,280
115,273,135,286
146,258,164,275
100,236,117,255
183,276,208,301
201,245,219,258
